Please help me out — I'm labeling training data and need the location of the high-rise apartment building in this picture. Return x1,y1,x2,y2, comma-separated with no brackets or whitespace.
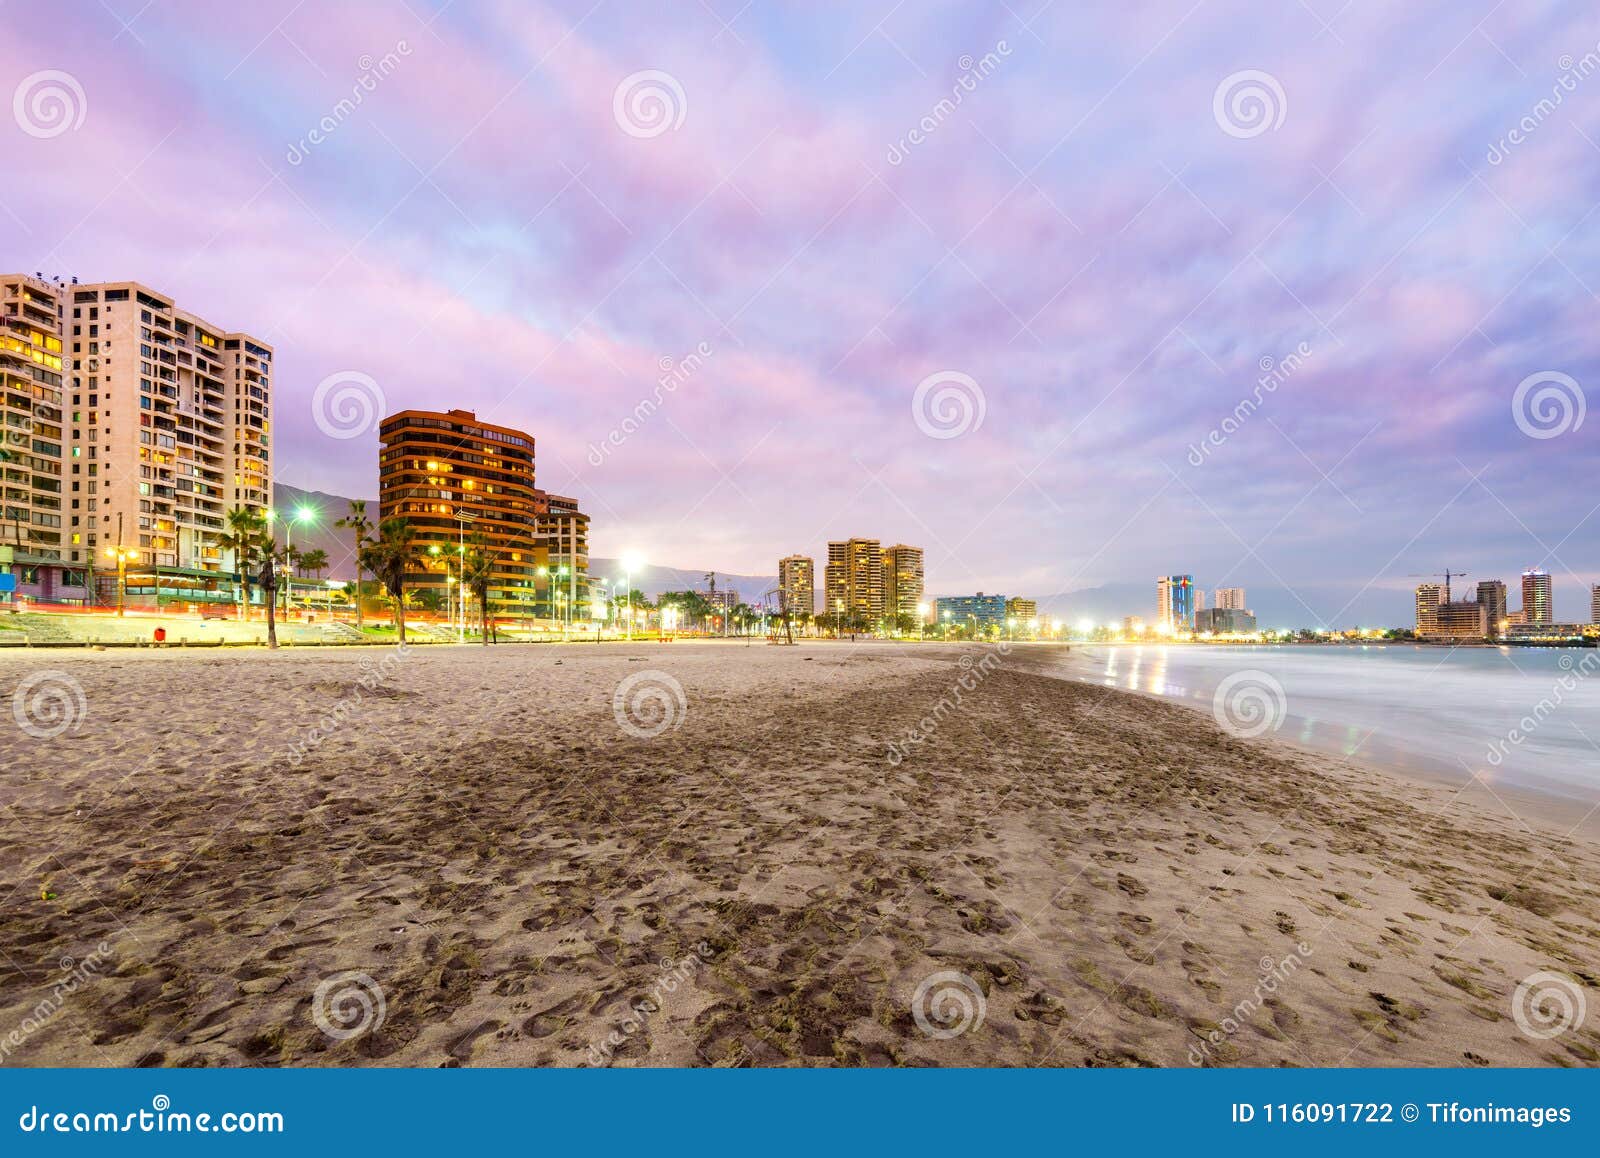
1592,584,1600,626
535,491,590,621
1521,568,1552,625
1157,575,1195,630
824,537,883,623
379,408,542,614
882,543,924,621
1215,587,1247,610
1477,580,1507,633
49,280,272,607
0,275,85,603
1414,584,1441,635
777,554,815,616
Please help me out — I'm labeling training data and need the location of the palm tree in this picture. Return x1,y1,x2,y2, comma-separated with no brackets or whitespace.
259,535,283,649
335,500,374,633
461,533,495,645
359,517,421,642
214,506,267,622
684,591,713,633
297,548,328,579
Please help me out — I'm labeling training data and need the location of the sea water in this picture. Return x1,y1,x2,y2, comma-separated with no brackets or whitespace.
1074,644,1600,803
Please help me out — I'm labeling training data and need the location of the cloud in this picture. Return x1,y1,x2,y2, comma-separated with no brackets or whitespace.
7,0,1597,623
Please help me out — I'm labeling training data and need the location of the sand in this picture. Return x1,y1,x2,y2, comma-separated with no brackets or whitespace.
1,640,1597,1068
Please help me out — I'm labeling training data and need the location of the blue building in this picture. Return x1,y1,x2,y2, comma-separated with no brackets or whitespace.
935,592,1008,633
1158,575,1195,630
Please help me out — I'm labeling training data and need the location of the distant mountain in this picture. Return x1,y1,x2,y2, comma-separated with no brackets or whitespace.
274,482,375,581
590,558,778,604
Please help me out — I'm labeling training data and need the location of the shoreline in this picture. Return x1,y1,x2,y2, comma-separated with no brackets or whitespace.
1025,643,1600,842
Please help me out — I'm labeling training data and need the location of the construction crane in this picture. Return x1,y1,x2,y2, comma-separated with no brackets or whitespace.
1406,569,1468,601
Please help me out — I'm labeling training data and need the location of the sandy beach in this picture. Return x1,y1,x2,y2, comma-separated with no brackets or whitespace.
2,641,1597,1067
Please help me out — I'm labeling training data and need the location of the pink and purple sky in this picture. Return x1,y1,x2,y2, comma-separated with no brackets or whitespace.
7,1,1598,623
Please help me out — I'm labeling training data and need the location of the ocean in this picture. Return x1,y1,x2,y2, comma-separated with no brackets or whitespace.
1073,644,1600,802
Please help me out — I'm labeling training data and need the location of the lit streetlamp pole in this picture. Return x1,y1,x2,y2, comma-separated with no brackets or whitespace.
429,544,450,633
104,546,134,617
557,565,570,641
454,510,474,645
621,550,644,643
268,505,317,619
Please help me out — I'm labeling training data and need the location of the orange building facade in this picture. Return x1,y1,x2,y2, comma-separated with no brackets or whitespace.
378,408,543,613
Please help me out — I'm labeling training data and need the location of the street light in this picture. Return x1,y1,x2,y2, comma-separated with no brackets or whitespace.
104,546,134,617
267,505,317,618
429,545,450,631
621,550,645,643
917,602,930,641
453,510,474,645
557,564,570,641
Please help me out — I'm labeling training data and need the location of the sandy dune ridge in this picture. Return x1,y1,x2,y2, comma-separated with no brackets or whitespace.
1,641,1596,1067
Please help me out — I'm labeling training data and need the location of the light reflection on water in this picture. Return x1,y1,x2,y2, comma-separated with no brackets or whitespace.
1079,644,1600,802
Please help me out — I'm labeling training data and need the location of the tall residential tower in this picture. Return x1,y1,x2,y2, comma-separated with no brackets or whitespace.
825,537,883,624
777,554,815,616
0,274,79,601
66,280,273,588
1521,568,1552,625
882,543,924,622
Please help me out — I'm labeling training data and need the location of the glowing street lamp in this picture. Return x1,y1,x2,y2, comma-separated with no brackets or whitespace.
267,505,318,616
104,545,135,617
429,544,452,628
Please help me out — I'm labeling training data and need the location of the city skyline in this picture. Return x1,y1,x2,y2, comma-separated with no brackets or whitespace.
6,4,1598,626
